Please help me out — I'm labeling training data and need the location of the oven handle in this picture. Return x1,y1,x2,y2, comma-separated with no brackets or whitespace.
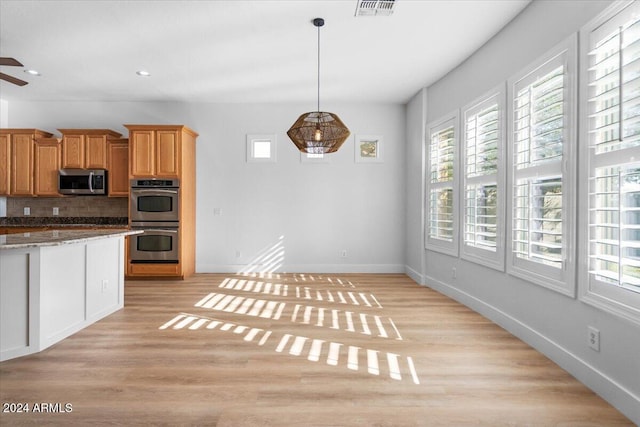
132,189,178,194
140,229,179,234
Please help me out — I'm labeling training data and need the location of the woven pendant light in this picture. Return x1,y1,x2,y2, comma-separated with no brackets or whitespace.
287,18,350,154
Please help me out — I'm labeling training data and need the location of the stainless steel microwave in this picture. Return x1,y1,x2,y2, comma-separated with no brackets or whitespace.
58,169,107,195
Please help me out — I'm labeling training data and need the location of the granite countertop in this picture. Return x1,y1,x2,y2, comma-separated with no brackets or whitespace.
0,229,141,250
0,217,128,227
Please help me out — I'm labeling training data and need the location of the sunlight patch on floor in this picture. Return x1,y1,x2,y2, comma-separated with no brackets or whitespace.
159,312,420,385
160,276,419,385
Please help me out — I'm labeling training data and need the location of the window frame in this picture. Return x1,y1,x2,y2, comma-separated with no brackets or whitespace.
425,111,460,256
578,0,640,326
246,134,277,163
355,135,384,163
506,34,578,297
460,85,506,271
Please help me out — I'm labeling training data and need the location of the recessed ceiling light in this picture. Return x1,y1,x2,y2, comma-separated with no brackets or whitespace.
136,70,151,77
24,69,40,76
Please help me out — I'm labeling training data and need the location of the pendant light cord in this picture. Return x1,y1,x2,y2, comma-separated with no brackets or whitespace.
317,21,321,114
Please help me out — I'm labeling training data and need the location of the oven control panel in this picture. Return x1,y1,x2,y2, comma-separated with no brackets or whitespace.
131,179,179,188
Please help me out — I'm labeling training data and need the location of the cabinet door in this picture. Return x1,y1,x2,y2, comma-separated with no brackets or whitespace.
155,130,179,177
11,134,34,195
62,135,84,168
108,141,129,197
85,135,107,169
0,134,9,195
34,141,61,196
130,131,155,177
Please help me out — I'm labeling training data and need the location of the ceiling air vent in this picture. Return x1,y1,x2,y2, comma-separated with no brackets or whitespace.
355,0,396,17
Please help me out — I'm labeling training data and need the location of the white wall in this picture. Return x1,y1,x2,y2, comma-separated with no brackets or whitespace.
7,100,406,273
404,89,425,282
0,99,8,127
405,0,640,423
193,103,406,273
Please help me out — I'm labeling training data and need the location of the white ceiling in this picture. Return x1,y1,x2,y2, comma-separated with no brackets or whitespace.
0,0,530,105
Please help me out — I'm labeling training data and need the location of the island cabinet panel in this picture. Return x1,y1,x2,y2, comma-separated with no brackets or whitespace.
34,138,62,196
40,244,86,344
107,139,129,197
85,237,123,322
0,231,131,361
59,129,122,170
0,251,31,358
0,134,10,195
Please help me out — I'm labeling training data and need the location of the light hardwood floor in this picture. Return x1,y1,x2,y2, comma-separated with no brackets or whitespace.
0,273,633,426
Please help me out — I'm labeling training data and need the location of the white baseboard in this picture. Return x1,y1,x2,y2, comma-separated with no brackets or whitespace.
196,263,406,274
404,265,424,285
422,272,640,425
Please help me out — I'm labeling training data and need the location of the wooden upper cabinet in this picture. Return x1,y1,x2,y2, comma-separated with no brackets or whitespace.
126,125,196,178
61,134,84,168
156,130,179,177
86,134,108,168
0,129,53,196
129,130,155,177
0,133,9,195
11,134,34,195
34,138,62,196
107,139,129,197
59,129,121,169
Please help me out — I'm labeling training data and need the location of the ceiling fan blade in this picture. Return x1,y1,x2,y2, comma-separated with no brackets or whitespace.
0,72,28,86
0,57,23,67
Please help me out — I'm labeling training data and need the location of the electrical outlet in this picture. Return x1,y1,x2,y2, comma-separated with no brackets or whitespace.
23,207,30,216
588,326,600,352
235,250,241,258
452,267,456,279
52,207,59,216
340,249,347,258
101,280,108,293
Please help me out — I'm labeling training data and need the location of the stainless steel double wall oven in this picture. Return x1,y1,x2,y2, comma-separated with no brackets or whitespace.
129,179,180,263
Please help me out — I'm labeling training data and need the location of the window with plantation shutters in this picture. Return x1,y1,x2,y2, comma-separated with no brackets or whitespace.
425,113,459,256
507,35,577,295
580,0,640,325
513,64,564,268
462,88,505,270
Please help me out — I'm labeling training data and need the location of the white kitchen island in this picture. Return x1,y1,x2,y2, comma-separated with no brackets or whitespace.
0,229,140,361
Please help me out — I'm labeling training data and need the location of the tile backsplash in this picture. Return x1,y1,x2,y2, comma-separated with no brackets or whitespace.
6,197,128,217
